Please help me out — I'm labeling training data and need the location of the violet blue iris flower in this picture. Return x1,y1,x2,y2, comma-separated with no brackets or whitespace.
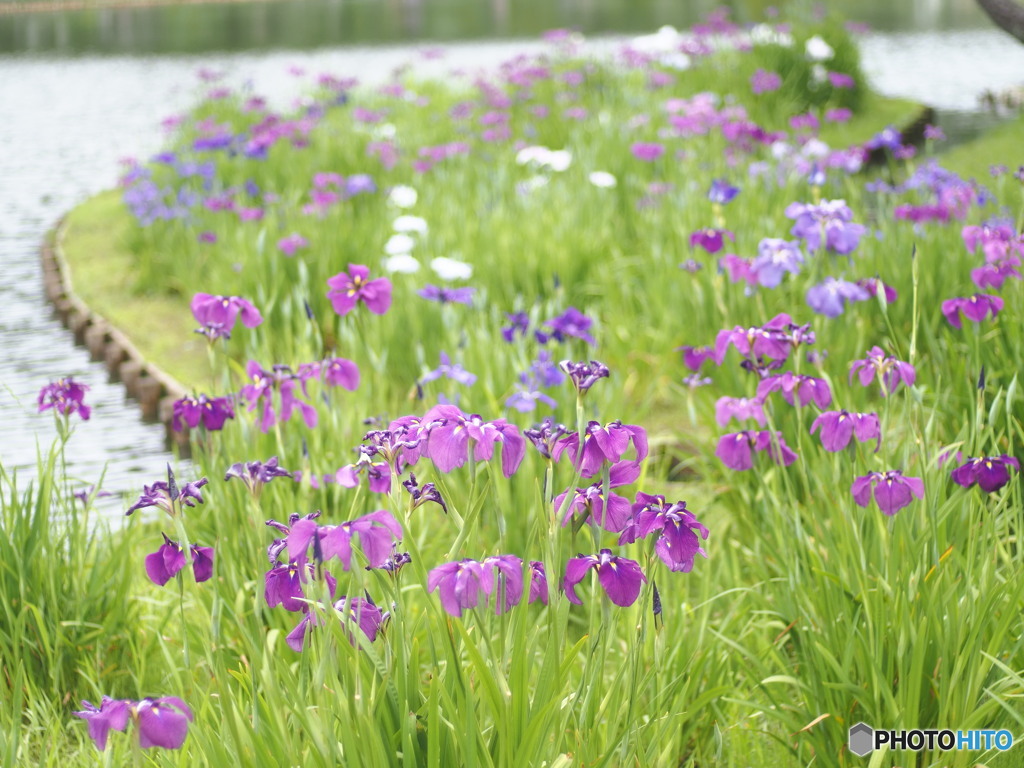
806,277,870,317
537,307,596,345
501,312,530,342
145,533,214,585
403,473,447,514
715,431,798,470
849,346,915,395
326,264,392,316
420,404,526,477
751,238,804,288
785,199,866,254
950,455,1019,492
191,293,263,340
940,294,1004,329
618,494,709,573
417,284,475,305
810,410,881,452
286,596,386,651
172,394,234,431
690,228,734,254
421,352,477,387
708,178,740,205
563,549,647,607
286,510,403,571
851,470,924,515
38,377,91,421
552,420,648,479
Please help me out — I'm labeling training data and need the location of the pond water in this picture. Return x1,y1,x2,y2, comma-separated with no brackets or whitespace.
1,0,1021,506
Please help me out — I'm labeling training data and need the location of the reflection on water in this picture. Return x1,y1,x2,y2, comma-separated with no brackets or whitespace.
0,0,999,56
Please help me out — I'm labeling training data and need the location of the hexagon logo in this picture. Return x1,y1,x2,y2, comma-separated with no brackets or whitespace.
848,722,874,757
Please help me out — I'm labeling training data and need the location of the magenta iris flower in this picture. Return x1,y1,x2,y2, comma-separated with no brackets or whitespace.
950,456,1019,492
286,596,387,651
336,447,392,494
849,346,915,395
713,313,807,364
690,228,734,254
420,404,525,477
750,68,782,94
172,394,234,431
190,293,263,340
757,372,832,408
716,431,798,470
326,264,392,316
851,470,924,515
144,533,214,585
277,232,309,256
857,277,898,304
715,396,766,427
75,697,193,751
428,555,541,617
552,420,648,478
563,549,646,607
618,494,709,573
286,510,403,571
631,142,665,161
940,294,1004,329
240,361,319,432
810,410,881,452
38,377,91,421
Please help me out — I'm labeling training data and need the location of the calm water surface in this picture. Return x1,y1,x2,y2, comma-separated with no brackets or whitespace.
1,0,1021,509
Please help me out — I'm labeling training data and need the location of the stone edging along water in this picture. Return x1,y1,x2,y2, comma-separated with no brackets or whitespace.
40,217,191,453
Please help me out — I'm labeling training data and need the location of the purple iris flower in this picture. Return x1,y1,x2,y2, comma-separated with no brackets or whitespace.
286,596,386,651
950,456,1019,492
190,293,263,341
563,549,647,607
172,394,234,431
144,533,214,586
810,411,881,452
806,277,870,317
857,277,898,304
552,420,648,478
265,560,336,612
225,456,292,496
679,345,716,371
523,417,569,460
421,404,525,478
529,561,549,605
757,372,833,408
73,485,112,506
506,385,557,413
73,697,130,751
286,510,403,571
865,126,902,152
240,361,319,432
364,423,426,475
278,233,309,256
690,228,734,254
750,68,782,94
326,264,392,316
940,294,1004,329
336,447,392,494
428,555,541,617
715,431,798,470
618,494,709,573
501,312,530,342
37,377,91,421
554,462,637,533
421,352,477,387
714,313,801,364
785,199,866,254
537,307,596,345
403,473,447,513
849,346,915,395
715,396,766,427
851,470,924,515
126,471,208,517
345,174,377,196
751,238,804,288
559,359,610,395
708,178,740,205
321,357,360,390
417,285,475,305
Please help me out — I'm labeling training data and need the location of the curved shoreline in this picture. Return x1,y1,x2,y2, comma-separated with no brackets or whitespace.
40,216,190,452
